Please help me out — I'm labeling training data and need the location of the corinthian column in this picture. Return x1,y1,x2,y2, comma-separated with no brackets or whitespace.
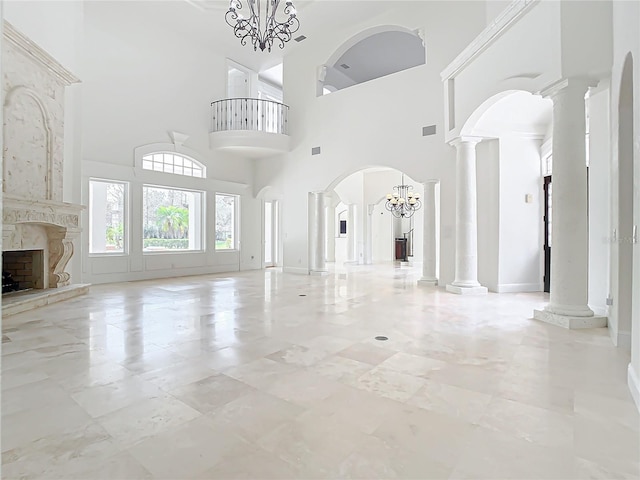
446,137,487,295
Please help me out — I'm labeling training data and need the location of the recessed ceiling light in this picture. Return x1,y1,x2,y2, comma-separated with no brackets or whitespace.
294,35,307,42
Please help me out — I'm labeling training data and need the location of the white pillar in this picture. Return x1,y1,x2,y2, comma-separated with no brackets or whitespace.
534,78,606,328
308,191,328,275
346,204,357,264
419,180,438,286
364,204,374,265
446,137,487,295
325,204,336,262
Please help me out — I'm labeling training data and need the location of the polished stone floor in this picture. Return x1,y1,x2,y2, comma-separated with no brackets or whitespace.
2,264,639,479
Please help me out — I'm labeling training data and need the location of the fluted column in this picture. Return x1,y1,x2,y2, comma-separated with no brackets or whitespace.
534,78,605,328
446,137,487,295
419,180,439,286
308,191,328,275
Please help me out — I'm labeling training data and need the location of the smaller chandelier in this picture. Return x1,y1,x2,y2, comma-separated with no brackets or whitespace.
385,177,422,218
226,0,300,52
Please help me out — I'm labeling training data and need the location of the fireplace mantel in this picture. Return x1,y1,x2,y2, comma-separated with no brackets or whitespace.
3,194,84,231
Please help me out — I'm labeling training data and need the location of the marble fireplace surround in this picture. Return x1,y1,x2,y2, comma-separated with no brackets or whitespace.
2,21,87,315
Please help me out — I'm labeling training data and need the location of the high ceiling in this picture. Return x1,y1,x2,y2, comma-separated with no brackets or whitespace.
86,1,397,74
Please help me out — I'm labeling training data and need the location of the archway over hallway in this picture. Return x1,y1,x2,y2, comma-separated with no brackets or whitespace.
460,90,552,293
617,52,634,350
318,166,439,283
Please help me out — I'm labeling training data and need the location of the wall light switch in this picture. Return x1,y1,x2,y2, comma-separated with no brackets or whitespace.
525,194,533,203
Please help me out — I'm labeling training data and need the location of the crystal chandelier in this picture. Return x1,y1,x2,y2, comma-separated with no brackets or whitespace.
385,175,422,218
225,0,300,52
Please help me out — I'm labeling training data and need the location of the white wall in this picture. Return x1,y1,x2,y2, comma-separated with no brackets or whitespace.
497,137,542,292
255,1,486,283
485,1,512,26
609,0,640,410
476,139,500,291
372,203,393,262
588,83,611,317
80,2,261,284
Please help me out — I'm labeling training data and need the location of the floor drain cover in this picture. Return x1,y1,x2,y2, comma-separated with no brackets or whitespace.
375,336,389,341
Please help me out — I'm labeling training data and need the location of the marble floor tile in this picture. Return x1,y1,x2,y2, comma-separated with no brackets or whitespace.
407,379,493,423
205,390,306,442
128,417,251,479
68,451,153,479
168,373,256,414
2,263,638,479
450,427,577,479
476,396,574,449
94,394,202,448
336,341,397,365
2,398,93,453
2,421,120,479
347,365,425,402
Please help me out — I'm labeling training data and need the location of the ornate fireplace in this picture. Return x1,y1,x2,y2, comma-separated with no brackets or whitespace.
2,21,87,315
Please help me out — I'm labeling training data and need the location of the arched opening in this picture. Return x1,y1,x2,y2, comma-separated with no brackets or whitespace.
617,52,634,349
324,167,431,275
318,26,425,96
461,90,552,292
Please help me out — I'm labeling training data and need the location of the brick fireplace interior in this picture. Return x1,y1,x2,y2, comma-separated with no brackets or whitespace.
2,250,45,294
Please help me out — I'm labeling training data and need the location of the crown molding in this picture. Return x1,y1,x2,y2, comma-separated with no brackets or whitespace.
3,20,80,86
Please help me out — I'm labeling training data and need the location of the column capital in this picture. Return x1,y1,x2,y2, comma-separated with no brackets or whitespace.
539,77,598,100
448,136,483,148
422,179,440,187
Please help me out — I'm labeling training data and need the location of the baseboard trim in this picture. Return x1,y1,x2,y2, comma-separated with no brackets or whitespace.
618,331,632,349
496,283,542,293
628,364,640,413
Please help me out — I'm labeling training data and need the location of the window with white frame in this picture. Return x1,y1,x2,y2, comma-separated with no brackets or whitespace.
216,194,238,250
143,185,203,252
141,152,205,178
89,179,127,254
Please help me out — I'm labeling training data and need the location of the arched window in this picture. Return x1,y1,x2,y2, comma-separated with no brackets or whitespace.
141,152,205,178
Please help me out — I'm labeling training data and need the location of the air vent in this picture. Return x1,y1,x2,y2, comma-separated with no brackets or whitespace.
311,146,321,156
340,63,350,69
422,125,437,136
294,35,307,42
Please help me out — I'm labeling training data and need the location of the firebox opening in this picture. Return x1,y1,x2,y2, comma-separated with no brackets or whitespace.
2,250,45,294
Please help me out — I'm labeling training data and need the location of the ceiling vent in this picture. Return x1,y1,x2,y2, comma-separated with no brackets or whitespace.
311,146,321,156
340,63,350,69
294,35,307,42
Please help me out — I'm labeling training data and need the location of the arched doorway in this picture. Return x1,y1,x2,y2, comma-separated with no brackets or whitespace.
617,53,634,349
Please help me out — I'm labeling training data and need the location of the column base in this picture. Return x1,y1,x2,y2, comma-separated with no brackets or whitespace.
533,309,607,329
309,270,329,276
418,278,438,287
446,284,488,295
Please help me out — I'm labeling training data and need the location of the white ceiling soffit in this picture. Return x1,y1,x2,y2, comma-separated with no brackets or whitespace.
324,30,425,90
472,91,553,137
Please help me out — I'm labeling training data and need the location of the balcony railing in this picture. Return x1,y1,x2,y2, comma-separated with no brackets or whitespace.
211,98,289,135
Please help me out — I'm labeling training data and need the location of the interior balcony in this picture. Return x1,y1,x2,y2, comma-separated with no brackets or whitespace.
209,98,291,159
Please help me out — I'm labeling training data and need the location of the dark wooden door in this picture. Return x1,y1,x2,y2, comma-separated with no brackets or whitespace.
543,175,552,293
